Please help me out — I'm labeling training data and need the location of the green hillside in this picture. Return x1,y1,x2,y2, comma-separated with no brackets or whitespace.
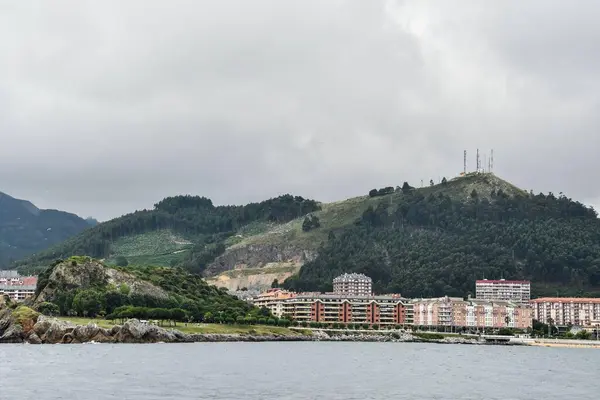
283,174,600,298
0,191,91,266
14,194,320,274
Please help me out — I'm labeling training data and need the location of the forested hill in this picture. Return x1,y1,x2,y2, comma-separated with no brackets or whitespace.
14,194,320,274
0,191,91,266
283,174,600,298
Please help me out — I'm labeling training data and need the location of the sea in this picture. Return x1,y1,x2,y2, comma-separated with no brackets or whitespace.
0,342,598,400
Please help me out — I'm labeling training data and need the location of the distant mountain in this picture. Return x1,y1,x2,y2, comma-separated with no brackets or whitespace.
85,217,99,227
0,191,91,266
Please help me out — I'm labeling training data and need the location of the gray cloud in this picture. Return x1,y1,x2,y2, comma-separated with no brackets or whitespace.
1,0,599,220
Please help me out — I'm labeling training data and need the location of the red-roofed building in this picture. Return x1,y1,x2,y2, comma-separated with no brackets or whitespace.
0,272,37,301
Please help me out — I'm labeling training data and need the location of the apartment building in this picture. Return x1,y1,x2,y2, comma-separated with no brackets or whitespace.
0,271,37,301
281,293,413,326
413,296,532,329
531,298,600,328
475,279,531,305
251,289,296,318
333,273,372,296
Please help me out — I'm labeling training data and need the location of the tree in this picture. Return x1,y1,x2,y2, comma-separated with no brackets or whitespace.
170,308,187,325
203,311,214,323
302,216,313,232
401,182,414,194
72,289,104,317
271,279,280,288
369,189,378,197
430,179,434,186
470,189,478,199
441,177,447,184
114,255,129,267
36,302,60,316
575,330,592,340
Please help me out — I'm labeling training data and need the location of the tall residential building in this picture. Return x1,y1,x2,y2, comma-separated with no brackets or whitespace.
413,296,532,329
475,279,531,305
531,298,600,328
333,273,372,296
0,271,37,301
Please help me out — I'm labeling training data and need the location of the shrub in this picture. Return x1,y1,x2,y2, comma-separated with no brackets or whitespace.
36,302,60,316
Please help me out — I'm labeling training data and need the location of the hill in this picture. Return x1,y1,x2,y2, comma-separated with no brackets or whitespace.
13,173,600,297
31,256,256,322
0,191,92,266
283,174,600,297
13,194,321,275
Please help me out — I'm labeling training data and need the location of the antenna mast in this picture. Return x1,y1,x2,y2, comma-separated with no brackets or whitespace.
476,149,480,173
491,149,494,173
463,150,467,174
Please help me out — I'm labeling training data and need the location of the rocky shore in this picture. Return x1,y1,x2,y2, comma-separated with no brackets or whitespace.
0,307,507,345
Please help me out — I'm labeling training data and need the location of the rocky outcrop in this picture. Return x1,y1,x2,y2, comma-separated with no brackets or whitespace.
205,244,316,277
34,258,169,305
115,319,179,343
0,322,24,343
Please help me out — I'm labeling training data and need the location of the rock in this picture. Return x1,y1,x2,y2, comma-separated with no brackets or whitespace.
26,332,42,344
0,309,12,335
115,319,178,343
90,328,115,343
73,323,100,342
38,317,76,343
33,315,53,337
0,323,24,343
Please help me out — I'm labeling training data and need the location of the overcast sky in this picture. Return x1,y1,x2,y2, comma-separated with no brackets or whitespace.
1,1,599,221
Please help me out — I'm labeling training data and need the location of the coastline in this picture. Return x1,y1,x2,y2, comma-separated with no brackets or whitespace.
0,312,512,345
2,310,600,347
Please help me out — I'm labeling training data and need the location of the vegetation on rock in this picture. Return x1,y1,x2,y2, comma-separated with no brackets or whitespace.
33,257,269,323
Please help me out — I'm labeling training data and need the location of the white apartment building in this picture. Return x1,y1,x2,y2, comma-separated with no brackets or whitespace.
531,298,600,328
475,279,531,305
333,273,372,296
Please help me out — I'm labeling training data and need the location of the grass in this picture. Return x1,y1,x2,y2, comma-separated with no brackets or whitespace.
106,230,194,267
58,317,116,329
56,317,307,336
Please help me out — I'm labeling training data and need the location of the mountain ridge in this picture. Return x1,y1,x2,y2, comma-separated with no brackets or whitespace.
0,191,92,266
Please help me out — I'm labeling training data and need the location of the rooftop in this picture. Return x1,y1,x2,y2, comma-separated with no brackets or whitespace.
333,273,372,282
531,297,600,304
476,279,530,284
0,285,36,291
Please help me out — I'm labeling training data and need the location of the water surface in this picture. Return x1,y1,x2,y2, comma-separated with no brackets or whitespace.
1,343,598,399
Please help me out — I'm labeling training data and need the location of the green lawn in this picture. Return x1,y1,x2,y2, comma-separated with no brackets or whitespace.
57,317,308,336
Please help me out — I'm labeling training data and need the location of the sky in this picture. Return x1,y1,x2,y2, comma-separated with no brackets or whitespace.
1,0,600,221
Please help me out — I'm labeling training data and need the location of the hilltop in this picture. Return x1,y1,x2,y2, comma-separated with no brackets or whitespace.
12,173,600,297
0,191,92,266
